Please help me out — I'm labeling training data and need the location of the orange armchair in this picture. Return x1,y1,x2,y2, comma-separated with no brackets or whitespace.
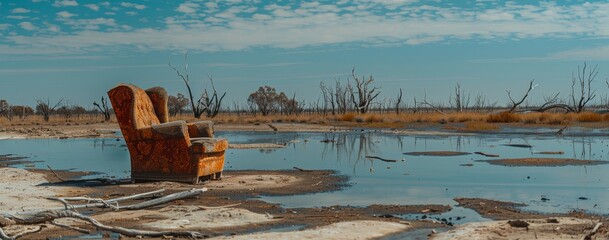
108,84,227,184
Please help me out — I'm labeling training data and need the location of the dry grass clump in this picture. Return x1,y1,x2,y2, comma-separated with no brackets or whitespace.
517,112,565,125
576,112,603,122
364,114,384,123
487,112,520,123
337,113,356,122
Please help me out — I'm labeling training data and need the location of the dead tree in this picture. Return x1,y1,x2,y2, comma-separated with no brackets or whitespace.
200,75,226,118
93,96,111,121
35,98,64,122
395,88,403,114
350,68,380,114
416,92,445,114
169,51,206,119
532,93,574,112
319,82,335,115
506,80,535,113
335,79,351,114
0,100,13,121
450,83,470,112
570,62,598,113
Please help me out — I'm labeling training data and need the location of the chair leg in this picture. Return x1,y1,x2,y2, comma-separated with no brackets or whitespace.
213,171,222,180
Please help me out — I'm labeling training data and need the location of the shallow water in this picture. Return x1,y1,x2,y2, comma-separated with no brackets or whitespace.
2,131,609,219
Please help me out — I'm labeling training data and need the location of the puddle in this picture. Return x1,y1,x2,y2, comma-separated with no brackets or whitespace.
2,131,609,218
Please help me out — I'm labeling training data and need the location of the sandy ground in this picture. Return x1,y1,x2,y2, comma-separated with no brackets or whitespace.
0,167,78,213
214,220,410,240
5,168,438,239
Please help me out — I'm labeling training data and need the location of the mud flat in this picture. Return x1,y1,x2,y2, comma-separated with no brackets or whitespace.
476,158,609,167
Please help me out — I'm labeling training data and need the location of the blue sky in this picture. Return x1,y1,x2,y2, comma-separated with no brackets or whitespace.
1,0,609,109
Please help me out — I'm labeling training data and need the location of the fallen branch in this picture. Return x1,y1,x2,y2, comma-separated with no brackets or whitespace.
583,222,602,240
23,189,165,214
46,165,65,182
5,210,203,238
52,221,90,234
121,188,207,210
365,156,398,162
0,225,43,240
474,152,499,157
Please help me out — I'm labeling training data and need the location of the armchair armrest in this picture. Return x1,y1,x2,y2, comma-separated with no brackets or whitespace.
138,121,188,140
191,138,228,154
187,120,214,138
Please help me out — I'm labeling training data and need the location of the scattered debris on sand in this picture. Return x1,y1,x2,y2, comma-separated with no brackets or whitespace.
432,217,606,240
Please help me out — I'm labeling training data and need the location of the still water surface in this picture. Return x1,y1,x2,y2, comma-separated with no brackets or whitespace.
2,131,608,222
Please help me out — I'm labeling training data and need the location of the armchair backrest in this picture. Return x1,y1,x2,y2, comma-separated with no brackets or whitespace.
108,84,166,135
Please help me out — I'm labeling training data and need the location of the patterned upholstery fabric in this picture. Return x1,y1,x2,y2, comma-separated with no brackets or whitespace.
108,84,226,183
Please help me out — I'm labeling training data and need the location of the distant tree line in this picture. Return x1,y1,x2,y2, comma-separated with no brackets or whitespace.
2,62,607,123
0,98,111,122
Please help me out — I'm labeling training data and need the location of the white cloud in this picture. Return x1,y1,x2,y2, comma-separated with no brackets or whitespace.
0,24,10,30
176,2,199,14
84,4,99,11
12,8,31,14
57,11,77,18
18,22,37,31
121,2,146,10
53,0,78,7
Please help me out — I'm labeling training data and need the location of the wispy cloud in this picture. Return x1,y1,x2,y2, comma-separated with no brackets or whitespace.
206,62,309,68
4,1,609,56
12,8,31,14
57,11,77,18
53,0,78,7
176,2,199,14
120,2,146,10
0,63,165,73
84,4,99,11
